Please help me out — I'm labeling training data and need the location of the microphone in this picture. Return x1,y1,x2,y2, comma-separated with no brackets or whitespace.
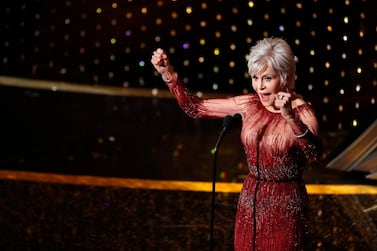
221,115,234,133
210,113,242,251
213,113,242,153
233,113,242,123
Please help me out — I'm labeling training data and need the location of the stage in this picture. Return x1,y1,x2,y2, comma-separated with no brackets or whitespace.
1,0,376,249
0,83,377,250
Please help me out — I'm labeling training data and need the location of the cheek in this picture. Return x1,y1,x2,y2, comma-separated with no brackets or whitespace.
270,80,282,92
252,84,257,92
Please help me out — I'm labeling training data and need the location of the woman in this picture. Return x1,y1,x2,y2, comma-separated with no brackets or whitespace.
151,37,321,251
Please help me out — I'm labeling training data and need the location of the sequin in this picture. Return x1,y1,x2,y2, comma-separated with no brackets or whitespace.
167,77,321,250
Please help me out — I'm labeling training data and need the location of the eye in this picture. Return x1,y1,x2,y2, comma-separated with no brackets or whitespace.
251,76,258,81
263,76,273,81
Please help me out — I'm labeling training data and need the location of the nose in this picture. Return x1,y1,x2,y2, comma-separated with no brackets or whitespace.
256,79,265,90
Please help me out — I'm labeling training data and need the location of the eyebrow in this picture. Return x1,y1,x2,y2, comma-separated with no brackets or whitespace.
252,73,276,78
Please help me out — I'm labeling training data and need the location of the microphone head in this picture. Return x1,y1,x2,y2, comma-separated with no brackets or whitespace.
233,113,242,123
222,115,233,129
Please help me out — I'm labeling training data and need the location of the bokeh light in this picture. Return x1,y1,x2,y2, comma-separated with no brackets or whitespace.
0,0,376,132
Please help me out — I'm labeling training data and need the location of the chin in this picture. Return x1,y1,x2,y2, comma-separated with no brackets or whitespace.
259,98,273,107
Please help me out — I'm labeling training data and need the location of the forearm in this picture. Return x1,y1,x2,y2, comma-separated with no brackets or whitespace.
163,72,243,119
285,113,309,139
286,111,322,161
163,72,203,118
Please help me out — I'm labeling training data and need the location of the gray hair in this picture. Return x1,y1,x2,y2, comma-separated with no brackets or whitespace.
247,37,296,90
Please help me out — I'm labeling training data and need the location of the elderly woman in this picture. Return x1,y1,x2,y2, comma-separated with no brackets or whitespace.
151,37,321,251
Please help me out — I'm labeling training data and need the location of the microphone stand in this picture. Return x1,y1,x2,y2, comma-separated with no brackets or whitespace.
209,115,233,251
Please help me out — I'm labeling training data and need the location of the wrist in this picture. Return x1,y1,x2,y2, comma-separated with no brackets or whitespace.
285,113,309,138
162,71,177,83
293,128,309,138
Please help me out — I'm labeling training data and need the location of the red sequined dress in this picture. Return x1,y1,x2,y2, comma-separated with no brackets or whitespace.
166,76,321,251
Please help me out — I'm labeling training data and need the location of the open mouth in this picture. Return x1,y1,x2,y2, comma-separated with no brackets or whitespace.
259,93,271,102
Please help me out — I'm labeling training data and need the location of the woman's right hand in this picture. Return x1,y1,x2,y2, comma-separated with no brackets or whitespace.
151,48,173,76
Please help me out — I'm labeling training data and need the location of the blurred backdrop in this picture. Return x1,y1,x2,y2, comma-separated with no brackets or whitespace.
0,1,377,250
1,0,376,131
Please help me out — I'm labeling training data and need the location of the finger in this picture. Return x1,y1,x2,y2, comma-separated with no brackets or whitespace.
151,53,164,65
151,56,160,65
153,50,164,61
152,52,167,63
276,94,284,100
155,49,167,61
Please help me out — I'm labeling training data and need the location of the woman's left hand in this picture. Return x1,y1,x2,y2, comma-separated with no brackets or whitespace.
275,92,294,120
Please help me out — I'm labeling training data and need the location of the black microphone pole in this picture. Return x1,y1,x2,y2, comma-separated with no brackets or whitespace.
209,115,233,251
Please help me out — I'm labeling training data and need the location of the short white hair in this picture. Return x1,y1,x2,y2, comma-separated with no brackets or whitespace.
247,37,296,90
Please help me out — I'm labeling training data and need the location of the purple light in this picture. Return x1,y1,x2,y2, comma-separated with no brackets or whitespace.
125,30,132,37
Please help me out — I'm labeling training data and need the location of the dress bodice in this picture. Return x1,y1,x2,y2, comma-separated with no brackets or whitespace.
239,96,316,181
166,76,321,250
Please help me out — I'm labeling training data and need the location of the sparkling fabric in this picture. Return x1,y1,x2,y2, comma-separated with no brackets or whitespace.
167,78,321,251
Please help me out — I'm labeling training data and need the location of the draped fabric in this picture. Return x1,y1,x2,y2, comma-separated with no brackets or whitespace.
167,78,321,251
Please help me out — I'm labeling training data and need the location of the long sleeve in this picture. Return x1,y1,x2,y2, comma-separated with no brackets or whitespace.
166,75,248,119
294,104,322,162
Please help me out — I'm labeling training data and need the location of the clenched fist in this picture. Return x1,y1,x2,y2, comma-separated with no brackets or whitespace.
151,48,175,82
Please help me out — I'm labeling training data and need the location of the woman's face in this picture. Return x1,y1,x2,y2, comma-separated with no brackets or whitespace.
251,65,283,112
